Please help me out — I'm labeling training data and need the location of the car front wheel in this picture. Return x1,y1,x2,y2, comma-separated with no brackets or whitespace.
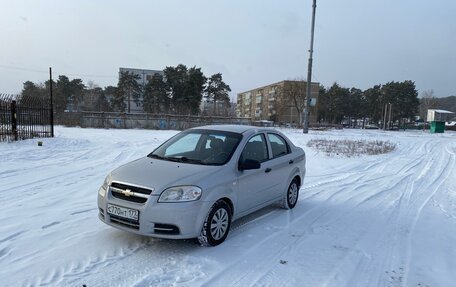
282,179,299,209
198,200,232,246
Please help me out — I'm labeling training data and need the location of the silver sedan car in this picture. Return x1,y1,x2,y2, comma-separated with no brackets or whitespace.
98,125,306,246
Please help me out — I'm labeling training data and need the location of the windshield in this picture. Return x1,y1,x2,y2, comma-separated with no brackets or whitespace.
149,129,242,165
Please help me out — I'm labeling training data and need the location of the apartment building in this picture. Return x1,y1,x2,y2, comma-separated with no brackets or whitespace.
237,80,319,124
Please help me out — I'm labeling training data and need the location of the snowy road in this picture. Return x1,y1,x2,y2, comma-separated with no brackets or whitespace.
1,127,455,287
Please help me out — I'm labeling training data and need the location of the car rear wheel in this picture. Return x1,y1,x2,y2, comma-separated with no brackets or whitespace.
198,200,232,246
282,179,299,209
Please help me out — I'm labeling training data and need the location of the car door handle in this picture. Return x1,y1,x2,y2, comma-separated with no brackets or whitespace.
265,168,272,173
289,160,294,164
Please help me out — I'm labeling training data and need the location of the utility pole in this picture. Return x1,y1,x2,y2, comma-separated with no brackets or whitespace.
383,103,388,130
303,0,317,134
388,103,392,129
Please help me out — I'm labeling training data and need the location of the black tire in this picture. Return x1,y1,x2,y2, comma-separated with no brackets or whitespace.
281,179,299,209
198,200,232,246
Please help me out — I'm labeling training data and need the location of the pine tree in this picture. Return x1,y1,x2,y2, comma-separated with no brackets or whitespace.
164,64,206,115
364,85,383,123
205,73,231,115
117,71,141,113
143,73,168,113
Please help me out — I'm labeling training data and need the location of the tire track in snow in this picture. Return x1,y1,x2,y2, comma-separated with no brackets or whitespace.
204,135,442,287
324,176,415,287
320,139,430,286
59,240,209,287
0,230,27,243
402,140,456,286
320,138,455,287
204,170,409,286
292,171,415,287
31,236,153,286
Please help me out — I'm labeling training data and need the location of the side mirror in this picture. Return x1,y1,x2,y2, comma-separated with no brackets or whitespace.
239,159,261,171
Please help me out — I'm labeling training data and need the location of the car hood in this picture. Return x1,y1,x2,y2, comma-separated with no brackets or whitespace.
110,157,220,195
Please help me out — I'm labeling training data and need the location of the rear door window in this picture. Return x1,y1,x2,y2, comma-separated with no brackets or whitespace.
267,133,289,158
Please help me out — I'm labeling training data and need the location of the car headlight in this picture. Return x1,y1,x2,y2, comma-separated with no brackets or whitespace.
98,174,112,197
158,186,202,203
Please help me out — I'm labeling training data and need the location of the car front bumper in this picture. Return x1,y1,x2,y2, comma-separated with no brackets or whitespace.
97,188,212,239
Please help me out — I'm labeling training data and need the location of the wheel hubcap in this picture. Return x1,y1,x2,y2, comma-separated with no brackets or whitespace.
288,182,298,205
210,208,229,240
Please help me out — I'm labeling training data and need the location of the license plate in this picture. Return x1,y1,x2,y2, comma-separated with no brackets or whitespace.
107,204,139,221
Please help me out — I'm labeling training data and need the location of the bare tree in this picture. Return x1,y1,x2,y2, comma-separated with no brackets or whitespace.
420,89,437,121
82,81,100,111
275,80,306,125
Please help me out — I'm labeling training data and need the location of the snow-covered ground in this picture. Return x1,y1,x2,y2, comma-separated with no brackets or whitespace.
1,126,455,287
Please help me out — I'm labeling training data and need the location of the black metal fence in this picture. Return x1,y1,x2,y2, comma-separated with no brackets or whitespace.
0,94,53,142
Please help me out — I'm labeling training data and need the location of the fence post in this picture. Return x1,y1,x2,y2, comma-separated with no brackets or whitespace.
11,100,18,141
49,67,54,137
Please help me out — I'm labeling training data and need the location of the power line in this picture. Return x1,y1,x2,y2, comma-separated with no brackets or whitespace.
0,64,47,74
64,73,116,79
0,64,117,79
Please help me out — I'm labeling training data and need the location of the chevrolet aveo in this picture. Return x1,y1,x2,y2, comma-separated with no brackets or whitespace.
98,125,306,246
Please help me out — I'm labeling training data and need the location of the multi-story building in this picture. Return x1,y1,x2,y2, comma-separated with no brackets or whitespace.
119,67,164,113
119,67,164,86
237,80,319,124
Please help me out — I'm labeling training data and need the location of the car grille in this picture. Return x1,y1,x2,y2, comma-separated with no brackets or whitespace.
110,214,140,230
112,192,147,203
110,182,152,203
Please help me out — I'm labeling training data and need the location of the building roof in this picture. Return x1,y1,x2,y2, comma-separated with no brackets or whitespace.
237,80,320,95
428,109,454,114
119,67,163,74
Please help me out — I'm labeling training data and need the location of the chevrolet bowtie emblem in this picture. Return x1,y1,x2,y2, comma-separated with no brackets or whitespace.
122,189,134,197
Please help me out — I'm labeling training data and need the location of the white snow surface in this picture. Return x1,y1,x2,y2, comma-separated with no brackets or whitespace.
1,127,455,287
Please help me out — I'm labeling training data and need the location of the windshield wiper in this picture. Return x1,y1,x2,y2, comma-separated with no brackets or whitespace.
148,153,165,159
166,156,190,162
149,154,208,165
148,154,187,162
165,156,208,164
162,156,182,162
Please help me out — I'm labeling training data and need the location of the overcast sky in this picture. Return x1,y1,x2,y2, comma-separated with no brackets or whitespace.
1,0,455,99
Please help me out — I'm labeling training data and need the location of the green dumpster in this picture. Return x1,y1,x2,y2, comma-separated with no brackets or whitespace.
430,121,445,133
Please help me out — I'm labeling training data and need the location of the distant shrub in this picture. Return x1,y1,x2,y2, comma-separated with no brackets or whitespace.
307,139,396,157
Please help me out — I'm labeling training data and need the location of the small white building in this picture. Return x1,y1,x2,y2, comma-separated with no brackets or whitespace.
427,109,454,122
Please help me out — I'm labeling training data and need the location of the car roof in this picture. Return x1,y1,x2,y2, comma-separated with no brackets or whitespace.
191,124,272,134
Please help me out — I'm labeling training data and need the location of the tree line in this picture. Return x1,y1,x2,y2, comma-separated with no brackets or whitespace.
317,80,420,126
21,69,453,124
20,64,231,116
